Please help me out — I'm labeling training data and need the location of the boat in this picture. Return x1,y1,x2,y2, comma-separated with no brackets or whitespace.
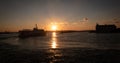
19,24,46,38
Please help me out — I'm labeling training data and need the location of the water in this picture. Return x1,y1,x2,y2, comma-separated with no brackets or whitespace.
0,32,120,50
0,32,120,63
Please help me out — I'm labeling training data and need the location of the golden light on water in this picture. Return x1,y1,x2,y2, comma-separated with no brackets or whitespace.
51,32,57,48
52,41,57,48
52,32,56,37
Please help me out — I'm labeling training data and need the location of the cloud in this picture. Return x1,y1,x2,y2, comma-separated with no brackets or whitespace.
49,17,89,26
83,17,88,21
97,17,120,24
75,17,89,22
66,17,89,25
113,18,120,23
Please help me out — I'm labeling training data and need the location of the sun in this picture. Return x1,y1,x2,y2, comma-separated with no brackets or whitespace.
51,25,57,31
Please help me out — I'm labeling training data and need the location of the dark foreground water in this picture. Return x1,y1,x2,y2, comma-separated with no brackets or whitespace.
0,32,120,63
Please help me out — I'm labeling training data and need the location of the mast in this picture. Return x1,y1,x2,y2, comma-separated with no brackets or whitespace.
35,24,38,29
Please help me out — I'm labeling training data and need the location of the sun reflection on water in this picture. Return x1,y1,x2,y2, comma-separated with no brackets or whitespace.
51,32,57,49
52,32,57,37
52,41,57,48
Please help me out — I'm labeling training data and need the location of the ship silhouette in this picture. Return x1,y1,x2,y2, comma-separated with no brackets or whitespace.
19,24,46,38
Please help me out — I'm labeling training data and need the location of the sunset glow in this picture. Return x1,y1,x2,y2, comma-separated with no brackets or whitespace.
51,25,57,31
0,0,120,32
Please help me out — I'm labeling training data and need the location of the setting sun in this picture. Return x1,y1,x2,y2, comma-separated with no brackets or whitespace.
51,25,57,31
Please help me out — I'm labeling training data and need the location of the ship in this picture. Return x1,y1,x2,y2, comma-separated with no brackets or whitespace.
19,24,46,38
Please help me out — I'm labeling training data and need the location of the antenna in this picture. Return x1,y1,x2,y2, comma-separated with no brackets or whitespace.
35,24,38,29
96,23,99,25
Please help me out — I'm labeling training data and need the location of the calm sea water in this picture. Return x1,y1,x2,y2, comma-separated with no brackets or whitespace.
0,32,120,50
0,32,120,63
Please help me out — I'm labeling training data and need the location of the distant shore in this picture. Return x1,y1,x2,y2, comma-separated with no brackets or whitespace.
1,30,120,35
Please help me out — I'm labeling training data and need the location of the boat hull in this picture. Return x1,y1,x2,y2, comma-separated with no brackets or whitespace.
19,30,46,38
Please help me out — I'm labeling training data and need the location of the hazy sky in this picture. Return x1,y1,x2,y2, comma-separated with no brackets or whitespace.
0,0,120,31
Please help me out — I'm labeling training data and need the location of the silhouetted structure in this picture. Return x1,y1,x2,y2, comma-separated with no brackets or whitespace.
19,24,46,38
96,24,120,33
0,31,10,34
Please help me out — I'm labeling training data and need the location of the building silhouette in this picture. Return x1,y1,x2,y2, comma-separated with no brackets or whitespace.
96,24,118,33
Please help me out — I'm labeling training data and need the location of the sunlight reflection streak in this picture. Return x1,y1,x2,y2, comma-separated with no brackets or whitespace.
51,32,57,48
